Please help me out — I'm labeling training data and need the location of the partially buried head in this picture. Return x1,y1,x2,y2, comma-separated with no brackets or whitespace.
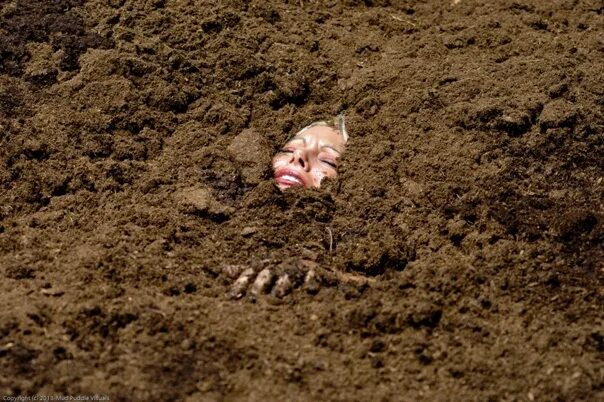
272,115,348,191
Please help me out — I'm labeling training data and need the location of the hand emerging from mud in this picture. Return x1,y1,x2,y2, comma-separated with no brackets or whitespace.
272,115,348,191
222,258,370,300
223,258,321,300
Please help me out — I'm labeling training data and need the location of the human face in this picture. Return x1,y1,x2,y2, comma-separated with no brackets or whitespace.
272,125,346,191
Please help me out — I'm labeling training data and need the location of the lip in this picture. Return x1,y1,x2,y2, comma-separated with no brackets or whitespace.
273,167,308,188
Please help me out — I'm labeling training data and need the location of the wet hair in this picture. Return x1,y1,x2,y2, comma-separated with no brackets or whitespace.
295,114,349,143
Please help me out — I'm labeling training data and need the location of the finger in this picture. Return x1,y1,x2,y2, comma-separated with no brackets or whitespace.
249,268,275,296
222,264,247,279
271,273,292,298
303,269,321,294
227,268,254,299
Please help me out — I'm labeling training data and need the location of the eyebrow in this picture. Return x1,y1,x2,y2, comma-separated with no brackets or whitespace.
287,136,342,154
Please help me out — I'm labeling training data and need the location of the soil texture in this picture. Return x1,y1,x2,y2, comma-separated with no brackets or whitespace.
1,0,603,401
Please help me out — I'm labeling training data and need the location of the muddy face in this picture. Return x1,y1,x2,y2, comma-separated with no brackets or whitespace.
272,124,346,191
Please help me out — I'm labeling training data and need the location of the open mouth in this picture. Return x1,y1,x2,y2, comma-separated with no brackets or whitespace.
274,168,307,188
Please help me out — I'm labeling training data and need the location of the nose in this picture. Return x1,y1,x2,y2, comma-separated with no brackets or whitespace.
291,149,310,171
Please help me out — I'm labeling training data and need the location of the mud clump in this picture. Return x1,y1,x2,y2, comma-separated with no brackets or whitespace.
227,128,271,186
175,186,234,222
539,99,578,131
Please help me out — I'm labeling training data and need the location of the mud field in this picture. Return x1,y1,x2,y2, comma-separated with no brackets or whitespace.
1,0,603,400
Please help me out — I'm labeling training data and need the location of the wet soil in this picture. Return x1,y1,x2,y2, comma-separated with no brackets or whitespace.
1,0,603,400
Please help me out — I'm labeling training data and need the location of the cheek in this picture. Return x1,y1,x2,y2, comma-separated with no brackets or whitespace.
272,155,288,169
322,169,337,179
310,167,337,186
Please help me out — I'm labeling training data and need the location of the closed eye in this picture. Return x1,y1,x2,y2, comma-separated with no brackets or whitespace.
321,159,337,168
280,148,293,153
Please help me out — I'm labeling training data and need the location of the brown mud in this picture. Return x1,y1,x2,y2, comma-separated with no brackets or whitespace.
1,0,603,400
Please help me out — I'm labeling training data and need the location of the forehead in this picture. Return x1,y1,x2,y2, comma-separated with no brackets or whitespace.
288,125,345,150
